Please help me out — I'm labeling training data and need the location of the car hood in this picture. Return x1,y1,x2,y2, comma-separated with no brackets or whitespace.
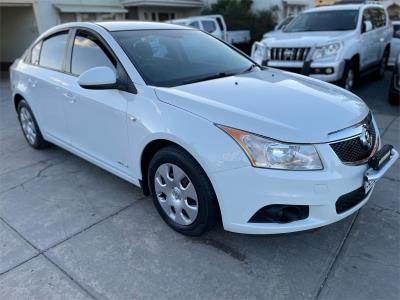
155,69,369,143
261,31,353,47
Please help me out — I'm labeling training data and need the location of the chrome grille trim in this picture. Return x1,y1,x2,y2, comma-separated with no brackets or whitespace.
270,47,310,61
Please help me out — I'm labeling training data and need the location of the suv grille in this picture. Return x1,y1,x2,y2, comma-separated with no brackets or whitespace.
330,118,377,164
270,47,310,61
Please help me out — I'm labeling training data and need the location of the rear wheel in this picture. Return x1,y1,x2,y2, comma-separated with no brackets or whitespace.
17,100,49,149
374,51,388,79
148,145,218,236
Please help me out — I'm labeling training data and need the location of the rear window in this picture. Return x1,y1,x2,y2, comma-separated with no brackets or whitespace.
39,32,69,71
31,42,41,65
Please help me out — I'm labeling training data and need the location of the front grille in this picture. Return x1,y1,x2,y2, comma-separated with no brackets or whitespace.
330,118,377,164
270,47,310,61
336,186,368,214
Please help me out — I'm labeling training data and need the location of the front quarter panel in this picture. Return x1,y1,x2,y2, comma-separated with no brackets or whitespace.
126,86,250,182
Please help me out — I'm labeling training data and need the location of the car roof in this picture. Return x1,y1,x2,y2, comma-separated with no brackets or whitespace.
304,4,383,13
96,21,190,31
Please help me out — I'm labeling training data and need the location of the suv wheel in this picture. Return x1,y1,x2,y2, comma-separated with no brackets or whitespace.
339,61,356,91
17,100,50,149
375,52,388,79
148,145,218,236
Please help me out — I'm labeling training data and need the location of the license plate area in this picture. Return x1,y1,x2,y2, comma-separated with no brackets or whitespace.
364,144,395,195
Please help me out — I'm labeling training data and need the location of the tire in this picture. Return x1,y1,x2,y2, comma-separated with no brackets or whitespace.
339,61,356,91
148,145,218,236
374,51,388,79
17,99,50,149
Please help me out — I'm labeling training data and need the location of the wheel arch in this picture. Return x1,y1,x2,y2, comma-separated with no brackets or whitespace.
13,93,24,112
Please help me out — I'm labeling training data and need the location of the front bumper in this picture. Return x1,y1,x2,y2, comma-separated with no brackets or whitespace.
265,59,345,82
211,143,398,234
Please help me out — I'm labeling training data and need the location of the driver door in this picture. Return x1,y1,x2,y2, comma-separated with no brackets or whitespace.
61,29,131,174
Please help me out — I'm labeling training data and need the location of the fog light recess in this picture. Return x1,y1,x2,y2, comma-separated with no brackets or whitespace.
249,205,309,224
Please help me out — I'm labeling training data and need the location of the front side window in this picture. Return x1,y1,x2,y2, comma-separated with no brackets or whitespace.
112,29,252,87
285,10,359,32
39,32,69,71
31,42,41,65
189,21,200,29
71,31,116,76
202,20,217,33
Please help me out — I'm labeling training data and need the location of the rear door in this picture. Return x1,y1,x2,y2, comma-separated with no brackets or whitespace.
26,31,71,142
61,29,131,173
370,7,389,61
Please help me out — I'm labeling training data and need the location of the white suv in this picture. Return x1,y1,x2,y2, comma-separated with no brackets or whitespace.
251,4,392,90
10,22,398,236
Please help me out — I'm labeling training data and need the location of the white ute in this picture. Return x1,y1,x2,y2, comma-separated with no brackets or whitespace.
251,4,392,90
168,15,251,44
10,21,398,236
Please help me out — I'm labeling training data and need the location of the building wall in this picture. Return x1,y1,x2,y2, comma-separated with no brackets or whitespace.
128,6,201,21
0,6,38,64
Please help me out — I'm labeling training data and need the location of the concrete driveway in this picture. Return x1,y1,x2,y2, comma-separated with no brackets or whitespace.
0,72,399,300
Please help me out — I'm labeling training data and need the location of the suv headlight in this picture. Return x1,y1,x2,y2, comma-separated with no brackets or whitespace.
218,126,323,170
252,42,268,64
313,42,342,60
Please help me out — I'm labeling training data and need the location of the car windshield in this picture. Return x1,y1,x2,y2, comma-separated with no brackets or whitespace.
285,10,359,32
112,29,253,87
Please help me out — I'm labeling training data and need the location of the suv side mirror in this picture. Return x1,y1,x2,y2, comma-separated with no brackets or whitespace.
362,20,373,33
78,66,117,90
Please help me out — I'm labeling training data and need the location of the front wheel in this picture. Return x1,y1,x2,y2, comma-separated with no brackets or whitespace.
339,61,356,91
148,145,218,236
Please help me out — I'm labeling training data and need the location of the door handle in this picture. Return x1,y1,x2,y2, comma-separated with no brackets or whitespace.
63,92,76,103
379,37,384,43
27,78,37,87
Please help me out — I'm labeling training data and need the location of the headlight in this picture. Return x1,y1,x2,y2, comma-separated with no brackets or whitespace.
252,42,268,64
218,126,323,170
313,42,341,60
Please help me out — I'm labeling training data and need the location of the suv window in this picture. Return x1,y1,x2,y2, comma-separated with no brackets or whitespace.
189,21,200,29
362,9,373,32
31,42,41,65
394,24,400,38
39,32,69,71
370,8,386,28
71,31,116,76
202,20,216,33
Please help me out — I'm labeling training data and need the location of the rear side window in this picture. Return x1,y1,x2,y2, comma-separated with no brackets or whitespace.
39,32,69,71
71,31,116,76
394,24,400,38
31,42,41,65
370,8,386,28
202,20,217,33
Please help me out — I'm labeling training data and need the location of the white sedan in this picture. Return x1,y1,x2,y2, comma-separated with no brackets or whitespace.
10,21,398,235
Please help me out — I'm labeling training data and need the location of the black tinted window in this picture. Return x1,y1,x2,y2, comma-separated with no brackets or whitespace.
370,8,386,28
285,10,359,32
394,24,400,38
202,20,216,33
31,42,41,65
71,31,115,76
39,32,68,71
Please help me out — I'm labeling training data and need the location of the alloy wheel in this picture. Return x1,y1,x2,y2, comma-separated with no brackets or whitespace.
345,69,354,90
19,107,37,145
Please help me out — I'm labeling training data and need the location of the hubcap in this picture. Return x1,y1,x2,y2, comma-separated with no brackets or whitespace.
19,107,37,145
345,69,354,90
154,163,198,225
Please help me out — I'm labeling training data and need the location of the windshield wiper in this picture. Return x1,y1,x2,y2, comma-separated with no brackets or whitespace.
239,63,259,74
182,72,234,85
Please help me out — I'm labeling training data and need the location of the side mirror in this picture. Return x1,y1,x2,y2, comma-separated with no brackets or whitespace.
78,66,117,90
363,20,373,33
